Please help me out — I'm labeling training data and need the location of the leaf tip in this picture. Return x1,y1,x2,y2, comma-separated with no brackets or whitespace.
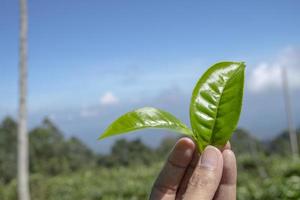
98,133,107,140
239,61,246,68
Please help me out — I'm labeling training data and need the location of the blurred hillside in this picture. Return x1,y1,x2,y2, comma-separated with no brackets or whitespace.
1,117,300,199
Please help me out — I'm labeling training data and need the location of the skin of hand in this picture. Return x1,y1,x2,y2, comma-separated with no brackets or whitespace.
149,137,237,200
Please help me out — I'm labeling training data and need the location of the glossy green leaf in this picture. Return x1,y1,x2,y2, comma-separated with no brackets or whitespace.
190,61,245,151
99,107,193,139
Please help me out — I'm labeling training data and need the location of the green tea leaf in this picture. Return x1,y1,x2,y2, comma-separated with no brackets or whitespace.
99,107,193,139
190,61,245,151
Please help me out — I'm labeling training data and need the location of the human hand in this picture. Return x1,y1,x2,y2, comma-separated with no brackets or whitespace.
150,137,236,200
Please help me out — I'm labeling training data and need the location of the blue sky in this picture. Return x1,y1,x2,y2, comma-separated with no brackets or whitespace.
1,0,300,152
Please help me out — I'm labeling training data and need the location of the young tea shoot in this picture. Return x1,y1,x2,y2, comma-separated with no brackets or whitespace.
99,61,245,152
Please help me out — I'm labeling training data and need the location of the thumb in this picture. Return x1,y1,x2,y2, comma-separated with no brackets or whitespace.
183,146,223,200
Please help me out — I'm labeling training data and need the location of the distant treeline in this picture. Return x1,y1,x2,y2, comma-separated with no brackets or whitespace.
0,116,299,184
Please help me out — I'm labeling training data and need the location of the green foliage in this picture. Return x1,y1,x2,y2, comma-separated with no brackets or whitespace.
1,156,300,200
0,117,96,184
0,164,161,200
65,137,95,171
29,118,96,175
190,62,245,151
0,117,18,183
99,107,193,139
268,129,300,155
98,139,156,167
236,155,300,200
2,117,300,199
231,128,264,154
99,62,245,152
29,119,67,174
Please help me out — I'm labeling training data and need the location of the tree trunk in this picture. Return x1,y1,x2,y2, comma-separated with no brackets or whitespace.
281,67,299,159
18,0,30,199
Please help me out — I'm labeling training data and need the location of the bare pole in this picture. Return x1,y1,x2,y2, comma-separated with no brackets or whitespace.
281,67,299,159
18,0,30,199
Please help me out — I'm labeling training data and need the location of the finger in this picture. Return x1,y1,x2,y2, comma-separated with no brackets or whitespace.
176,149,200,199
213,149,237,200
178,141,231,198
150,137,195,200
222,141,231,151
183,146,223,200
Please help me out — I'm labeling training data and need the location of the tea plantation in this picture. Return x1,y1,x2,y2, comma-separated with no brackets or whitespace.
1,117,300,199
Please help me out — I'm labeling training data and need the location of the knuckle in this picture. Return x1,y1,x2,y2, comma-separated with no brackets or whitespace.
187,165,217,188
153,183,177,195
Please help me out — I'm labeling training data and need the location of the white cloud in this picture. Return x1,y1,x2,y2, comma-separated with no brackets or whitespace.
80,108,99,118
100,92,119,105
79,92,119,118
248,63,282,92
248,47,300,93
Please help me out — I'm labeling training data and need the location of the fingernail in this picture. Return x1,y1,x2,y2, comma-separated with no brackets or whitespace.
200,146,218,169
